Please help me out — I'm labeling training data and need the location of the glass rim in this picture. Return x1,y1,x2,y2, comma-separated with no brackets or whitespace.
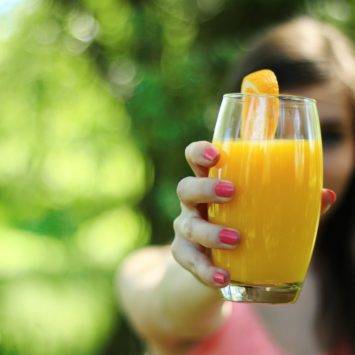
223,92,316,103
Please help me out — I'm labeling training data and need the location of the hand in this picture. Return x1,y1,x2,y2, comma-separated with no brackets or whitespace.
172,141,336,288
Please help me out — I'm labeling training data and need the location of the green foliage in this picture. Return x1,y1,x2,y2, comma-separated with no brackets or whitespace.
0,0,149,354
0,0,353,354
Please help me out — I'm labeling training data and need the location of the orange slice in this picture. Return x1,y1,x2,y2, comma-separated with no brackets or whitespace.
241,69,279,139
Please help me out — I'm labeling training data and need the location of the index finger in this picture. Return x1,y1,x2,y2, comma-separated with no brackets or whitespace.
185,141,220,177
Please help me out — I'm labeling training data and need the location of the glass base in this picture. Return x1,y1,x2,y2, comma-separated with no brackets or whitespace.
220,282,302,304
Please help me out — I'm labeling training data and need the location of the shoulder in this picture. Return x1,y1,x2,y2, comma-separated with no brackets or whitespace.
116,245,172,340
117,245,170,301
119,245,170,279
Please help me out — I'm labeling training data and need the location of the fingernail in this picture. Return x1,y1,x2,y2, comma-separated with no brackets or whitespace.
219,229,240,245
203,147,218,161
213,272,228,285
323,189,337,214
325,189,337,205
215,181,234,197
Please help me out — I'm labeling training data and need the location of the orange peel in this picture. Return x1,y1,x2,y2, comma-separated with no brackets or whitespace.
241,69,279,139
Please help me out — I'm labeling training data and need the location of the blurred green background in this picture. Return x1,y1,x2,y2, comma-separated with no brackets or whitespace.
0,0,353,354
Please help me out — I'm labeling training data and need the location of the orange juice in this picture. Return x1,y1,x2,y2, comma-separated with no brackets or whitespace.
209,139,323,285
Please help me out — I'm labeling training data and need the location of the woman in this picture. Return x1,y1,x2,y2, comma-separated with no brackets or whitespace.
118,17,355,354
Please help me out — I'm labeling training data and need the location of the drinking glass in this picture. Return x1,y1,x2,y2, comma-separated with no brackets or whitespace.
208,93,323,303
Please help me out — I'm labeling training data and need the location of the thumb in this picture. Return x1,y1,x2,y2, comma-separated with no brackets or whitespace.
321,188,337,214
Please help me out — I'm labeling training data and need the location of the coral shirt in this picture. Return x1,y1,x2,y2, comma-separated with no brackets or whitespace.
188,303,352,355
188,303,284,355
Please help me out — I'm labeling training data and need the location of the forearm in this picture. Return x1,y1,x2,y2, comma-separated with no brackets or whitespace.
157,248,226,339
117,246,228,348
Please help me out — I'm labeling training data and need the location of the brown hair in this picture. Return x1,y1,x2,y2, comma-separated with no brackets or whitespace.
231,16,355,352
232,16,355,98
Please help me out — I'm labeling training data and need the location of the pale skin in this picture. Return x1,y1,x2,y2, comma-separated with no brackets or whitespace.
118,81,354,355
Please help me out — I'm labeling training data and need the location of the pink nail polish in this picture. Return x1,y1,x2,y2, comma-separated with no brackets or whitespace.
326,189,337,204
215,181,234,197
213,272,228,285
203,147,218,161
219,229,240,245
